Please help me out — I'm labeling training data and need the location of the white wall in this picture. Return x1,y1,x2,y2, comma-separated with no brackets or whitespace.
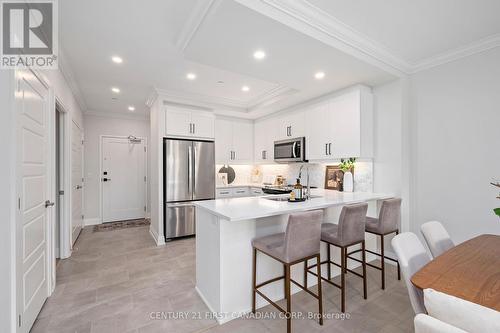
83,114,150,223
373,80,403,197
149,98,165,245
410,47,500,243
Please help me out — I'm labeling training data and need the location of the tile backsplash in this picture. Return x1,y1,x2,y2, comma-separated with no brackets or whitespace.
216,161,373,192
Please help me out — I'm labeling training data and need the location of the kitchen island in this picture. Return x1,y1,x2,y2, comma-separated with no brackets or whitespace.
194,189,392,324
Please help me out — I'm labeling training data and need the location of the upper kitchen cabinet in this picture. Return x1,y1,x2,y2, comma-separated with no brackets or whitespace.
275,110,305,140
165,106,215,139
254,117,276,163
306,87,373,160
215,118,253,164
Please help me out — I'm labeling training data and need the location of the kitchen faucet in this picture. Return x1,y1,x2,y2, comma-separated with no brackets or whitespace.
298,165,311,200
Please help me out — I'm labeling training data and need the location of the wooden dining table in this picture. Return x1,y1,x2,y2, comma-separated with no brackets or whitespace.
411,234,500,311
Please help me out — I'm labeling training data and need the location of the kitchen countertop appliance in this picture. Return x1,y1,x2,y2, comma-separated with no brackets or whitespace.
164,138,215,240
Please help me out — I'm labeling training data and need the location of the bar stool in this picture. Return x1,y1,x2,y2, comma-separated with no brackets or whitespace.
348,198,402,290
252,210,324,333
306,203,368,313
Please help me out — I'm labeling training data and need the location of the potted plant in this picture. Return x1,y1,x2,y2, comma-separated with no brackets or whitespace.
339,158,356,192
492,181,500,217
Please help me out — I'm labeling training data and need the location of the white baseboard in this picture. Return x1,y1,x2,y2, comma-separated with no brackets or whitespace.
149,226,166,246
84,218,101,226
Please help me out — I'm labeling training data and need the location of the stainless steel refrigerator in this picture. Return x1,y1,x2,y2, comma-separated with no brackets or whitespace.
164,138,215,239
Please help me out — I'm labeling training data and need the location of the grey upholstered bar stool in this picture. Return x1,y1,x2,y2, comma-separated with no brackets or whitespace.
306,203,368,313
349,198,402,290
252,210,324,333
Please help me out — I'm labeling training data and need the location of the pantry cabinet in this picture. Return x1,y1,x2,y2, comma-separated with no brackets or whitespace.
215,118,253,164
165,107,215,139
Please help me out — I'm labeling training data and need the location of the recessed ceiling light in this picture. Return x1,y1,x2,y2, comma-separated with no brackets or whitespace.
111,87,120,93
128,106,135,111
253,50,266,60
241,86,250,92
186,73,197,80
314,71,325,80
111,56,123,64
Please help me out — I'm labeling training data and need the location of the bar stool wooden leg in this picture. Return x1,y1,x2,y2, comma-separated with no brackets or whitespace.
252,248,257,313
343,247,348,274
396,230,401,280
315,254,323,325
304,259,308,289
327,244,331,280
340,246,346,313
362,241,367,299
285,264,291,333
380,234,385,290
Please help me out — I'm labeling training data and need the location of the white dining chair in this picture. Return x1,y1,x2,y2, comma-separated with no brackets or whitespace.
392,232,431,314
420,221,454,258
414,314,468,333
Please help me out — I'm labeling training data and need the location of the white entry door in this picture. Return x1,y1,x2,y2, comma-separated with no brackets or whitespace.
102,137,147,222
15,70,50,332
71,121,83,245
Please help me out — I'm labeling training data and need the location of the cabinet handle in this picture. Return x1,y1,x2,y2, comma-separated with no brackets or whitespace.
189,123,192,134
233,151,236,160
261,150,264,160
329,143,332,155
325,143,328,155
220,191,229,194
193,123,195,134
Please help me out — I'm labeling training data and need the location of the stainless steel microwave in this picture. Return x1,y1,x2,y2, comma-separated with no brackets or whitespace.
274,137,306,163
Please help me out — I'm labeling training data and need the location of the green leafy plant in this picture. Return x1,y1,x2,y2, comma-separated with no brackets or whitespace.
339,157,356,173
492,182,500,217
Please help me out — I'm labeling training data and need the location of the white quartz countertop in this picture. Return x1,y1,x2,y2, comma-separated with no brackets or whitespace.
195,189,393,221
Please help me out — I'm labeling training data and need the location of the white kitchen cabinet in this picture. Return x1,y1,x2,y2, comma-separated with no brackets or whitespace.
165,108,191,137
232,121,253,163
191,112,215,139
165,107,215,139
306,87,373,160
254,117,276,163
276,111,305,140
215,119,233,163
305,102,331,160
215,118,253,164
216,188,233,198
232,187,250,197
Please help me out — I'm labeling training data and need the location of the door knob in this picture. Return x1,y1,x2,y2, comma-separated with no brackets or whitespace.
102,178,111,182
76,185,83,189
45,200,55,208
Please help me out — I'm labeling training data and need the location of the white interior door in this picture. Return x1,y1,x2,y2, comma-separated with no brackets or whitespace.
102,137,146,223
71,121,83,245
16,70,50,332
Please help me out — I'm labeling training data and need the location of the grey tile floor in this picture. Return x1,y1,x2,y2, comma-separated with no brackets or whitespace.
32,226,414,333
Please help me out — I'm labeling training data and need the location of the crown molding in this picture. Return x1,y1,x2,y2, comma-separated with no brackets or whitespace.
247,85,298,110
410,33,500,73
84,110,149,121
58,47,88,112
236,0,500,76
145,89,159,108
156,88,248,110
235,0,411,76
175,0,222,52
